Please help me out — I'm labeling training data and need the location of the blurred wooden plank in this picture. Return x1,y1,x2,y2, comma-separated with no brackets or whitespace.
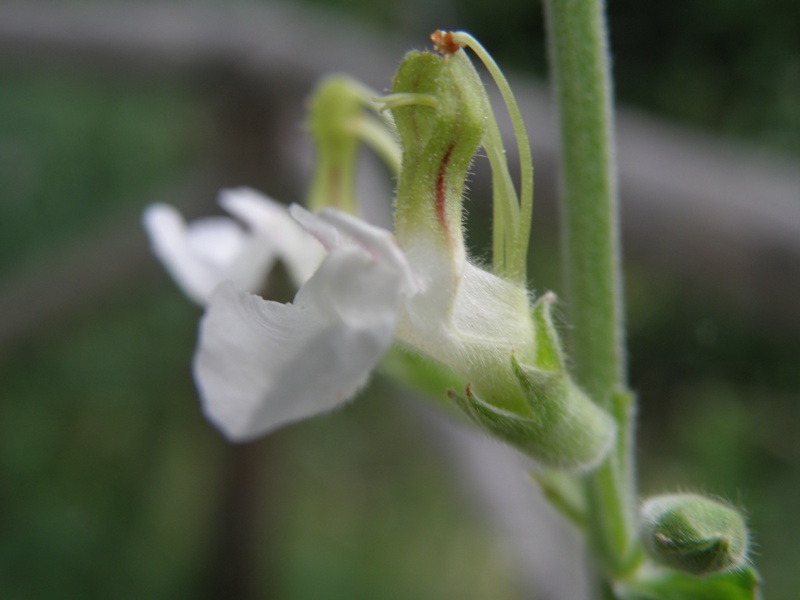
0,176,213,353
0,0,406,86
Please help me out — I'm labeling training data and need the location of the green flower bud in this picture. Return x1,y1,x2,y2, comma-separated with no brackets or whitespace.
307,76,400,213
640,493,749,576
307,76,366,213
389,49,488,251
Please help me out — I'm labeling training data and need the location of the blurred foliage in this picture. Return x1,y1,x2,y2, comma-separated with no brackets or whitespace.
0,67,520,599
0,288,519,599
0,70,202,277
626,264,800,598
608,0,800,153
2,1,800,598
0,291,220,599
291,0,800,155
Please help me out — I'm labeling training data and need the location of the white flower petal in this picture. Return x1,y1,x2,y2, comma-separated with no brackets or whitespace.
143,203,244,304
395,232,534,375
220,189,324,286
194,227,404,440
218,187,285,233
144,191,324,304
396,233,463,346
315,207,418,295
186,217,248,268
289,204,343,250
450,262,535,356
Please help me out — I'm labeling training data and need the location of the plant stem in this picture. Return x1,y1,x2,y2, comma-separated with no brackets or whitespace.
543,0,638,585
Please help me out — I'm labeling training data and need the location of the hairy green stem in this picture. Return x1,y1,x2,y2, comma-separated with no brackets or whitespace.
543,0,638,586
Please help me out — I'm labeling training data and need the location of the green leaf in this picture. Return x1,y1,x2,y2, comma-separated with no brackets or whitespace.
621,565,761,600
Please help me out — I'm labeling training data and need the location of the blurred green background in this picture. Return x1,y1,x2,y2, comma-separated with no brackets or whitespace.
1,0,799,598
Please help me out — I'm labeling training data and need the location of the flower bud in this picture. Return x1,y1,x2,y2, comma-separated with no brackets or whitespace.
389,49,488,251
640,494,749,576
307,76,399,214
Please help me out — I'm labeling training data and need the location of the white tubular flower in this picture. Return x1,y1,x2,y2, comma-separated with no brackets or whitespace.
143,188,322,304
192,200,530,441
147,42,614,470
193,206,416,441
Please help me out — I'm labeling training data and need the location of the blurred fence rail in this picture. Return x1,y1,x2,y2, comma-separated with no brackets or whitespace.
1,0,800,341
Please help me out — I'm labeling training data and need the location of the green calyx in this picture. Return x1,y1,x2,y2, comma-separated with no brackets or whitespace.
389,50,488,251
640,494,750,576
307,76,400,213
451,293,616,471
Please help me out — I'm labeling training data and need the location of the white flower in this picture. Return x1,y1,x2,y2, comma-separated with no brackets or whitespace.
193,202,536,440
143,188,322,304
194,205,416,440
153,44,615,469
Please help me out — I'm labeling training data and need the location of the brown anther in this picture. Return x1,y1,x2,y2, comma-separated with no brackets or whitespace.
431,30,462,56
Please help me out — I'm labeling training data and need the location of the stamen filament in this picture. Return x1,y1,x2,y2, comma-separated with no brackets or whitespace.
483,108,519,278
436,30,534,283
376,93,439,111
483,105,520,279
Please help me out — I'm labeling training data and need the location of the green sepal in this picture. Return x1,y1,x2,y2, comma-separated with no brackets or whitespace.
517,293,616,469
448,292,616,471
531,291,566,370
620,565,761,600
448,384,549,453
639,494,750,577
449,357,615,470
510,355,616,470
